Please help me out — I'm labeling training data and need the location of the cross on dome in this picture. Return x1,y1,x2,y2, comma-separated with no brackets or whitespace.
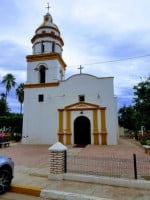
46,2,51,13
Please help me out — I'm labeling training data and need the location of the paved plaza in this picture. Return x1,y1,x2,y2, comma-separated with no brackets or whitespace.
0,138,150,199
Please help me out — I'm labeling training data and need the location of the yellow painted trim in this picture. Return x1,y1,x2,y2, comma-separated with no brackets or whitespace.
35,26,60,35
26,52,66,70
66,110,71,145
101,134,107,145
10,184,41,197
93,110,99,145
58,110,64,144
58,103,108,145
65,101,99,110
31,32,64,46
24,82,60,88
100,107,107,145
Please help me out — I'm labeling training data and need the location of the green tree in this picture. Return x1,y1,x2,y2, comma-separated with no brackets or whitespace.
118,105,136,130
0,93,6,101
118,76,150,132
16,83,24,114
133,76,150,131
0,96,9,116
1,73,16,103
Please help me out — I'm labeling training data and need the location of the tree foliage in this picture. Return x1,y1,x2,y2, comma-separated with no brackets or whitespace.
0,99,9,116
1,73,16,103
119,76,150,132
133,76,150,130
118,105,136,130
16,83,24,114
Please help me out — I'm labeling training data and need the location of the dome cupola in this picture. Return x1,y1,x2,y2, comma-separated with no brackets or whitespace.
31,11,64,55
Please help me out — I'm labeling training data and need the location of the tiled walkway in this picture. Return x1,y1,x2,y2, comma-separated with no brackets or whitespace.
0,138,149,168
73,138,148,159
1,138,150,200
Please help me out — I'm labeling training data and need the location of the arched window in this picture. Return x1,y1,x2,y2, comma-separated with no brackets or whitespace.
39,65,46,83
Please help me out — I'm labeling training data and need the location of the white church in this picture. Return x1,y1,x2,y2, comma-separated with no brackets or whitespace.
22,10,118,145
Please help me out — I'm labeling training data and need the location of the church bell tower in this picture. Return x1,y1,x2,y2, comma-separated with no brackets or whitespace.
26,9,66,85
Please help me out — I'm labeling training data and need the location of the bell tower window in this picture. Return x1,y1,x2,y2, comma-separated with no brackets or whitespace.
39,65,46,83
52,42,55,52
41,42,45,53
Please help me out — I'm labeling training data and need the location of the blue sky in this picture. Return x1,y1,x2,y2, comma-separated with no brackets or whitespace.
0,0,149,113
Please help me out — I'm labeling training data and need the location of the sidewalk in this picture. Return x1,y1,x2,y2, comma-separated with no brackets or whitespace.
1,138,150,199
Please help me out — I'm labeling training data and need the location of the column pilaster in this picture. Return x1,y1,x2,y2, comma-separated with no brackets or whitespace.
93,109,99,145
100,107,107,145
66,110,71,145
58,109,64,144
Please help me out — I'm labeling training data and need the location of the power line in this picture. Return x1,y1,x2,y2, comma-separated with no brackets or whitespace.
67,54,150,68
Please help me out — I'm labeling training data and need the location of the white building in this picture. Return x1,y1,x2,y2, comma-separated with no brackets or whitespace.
22,11,118,145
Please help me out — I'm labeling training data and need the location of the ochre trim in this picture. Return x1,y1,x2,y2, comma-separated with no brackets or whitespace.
66,110,71,145
35,26,60,35
26,53,66,70
24,82,59,88
65,101,99,110
93,110,99,145
58,103,107,145
58,110,64,144
100,107,107,145
31,33,64,46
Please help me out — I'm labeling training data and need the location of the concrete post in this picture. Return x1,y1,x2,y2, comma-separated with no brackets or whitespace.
48,142,67,180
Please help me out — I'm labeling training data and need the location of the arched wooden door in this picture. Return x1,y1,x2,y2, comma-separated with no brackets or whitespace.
74,116,91,144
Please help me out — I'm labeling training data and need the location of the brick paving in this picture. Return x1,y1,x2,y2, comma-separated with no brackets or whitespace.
0,138,149,168
0,143,50,168
0,138,150,200
75,138,149,159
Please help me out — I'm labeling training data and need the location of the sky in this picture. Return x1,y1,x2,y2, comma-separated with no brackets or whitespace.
0,0,149,113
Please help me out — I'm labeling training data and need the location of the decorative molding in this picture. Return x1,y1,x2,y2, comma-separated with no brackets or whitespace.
35,25,60,35
26,52,66,70
24,82,60,88
65,101,100,111
31,32,64,46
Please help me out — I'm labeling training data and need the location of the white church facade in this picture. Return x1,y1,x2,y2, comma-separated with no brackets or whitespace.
22,10,118,145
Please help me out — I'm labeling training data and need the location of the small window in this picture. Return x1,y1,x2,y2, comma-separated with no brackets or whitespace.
52,42,55,52
79,95,85,102
41,42,44,53
38,94,44,102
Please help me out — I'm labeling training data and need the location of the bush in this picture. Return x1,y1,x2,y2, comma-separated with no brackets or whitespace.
139,132,150,146
11,133,22,142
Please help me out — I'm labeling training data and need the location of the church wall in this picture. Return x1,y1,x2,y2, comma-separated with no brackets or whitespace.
23,74,118,145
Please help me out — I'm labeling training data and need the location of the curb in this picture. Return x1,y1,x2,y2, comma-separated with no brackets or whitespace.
64,174,150,190
10,184,113,200
10,184,41,197
41,189,113,200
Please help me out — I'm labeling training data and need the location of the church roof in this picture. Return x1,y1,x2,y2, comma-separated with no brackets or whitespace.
36,12,60,33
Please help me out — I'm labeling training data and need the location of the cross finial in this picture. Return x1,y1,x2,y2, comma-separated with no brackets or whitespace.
78,65,84,74
46,2,51,13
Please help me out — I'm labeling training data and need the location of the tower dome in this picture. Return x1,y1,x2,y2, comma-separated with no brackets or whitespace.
31,12,64,55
